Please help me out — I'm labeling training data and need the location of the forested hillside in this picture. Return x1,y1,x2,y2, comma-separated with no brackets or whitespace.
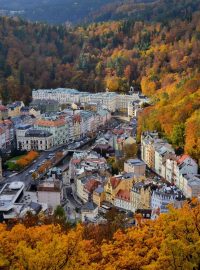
0,1,199,158
0,201,200,269
0,0,199,25
91,0,200,23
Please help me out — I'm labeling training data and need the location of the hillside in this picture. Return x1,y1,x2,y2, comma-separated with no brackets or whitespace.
0,0,122,24
0,9,200,158
0,0,199,25
0,201,200,269
91,0,200,23
0,0,200,24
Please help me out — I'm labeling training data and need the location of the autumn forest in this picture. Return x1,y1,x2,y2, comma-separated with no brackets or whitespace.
0,5,200,158
0,201,200,269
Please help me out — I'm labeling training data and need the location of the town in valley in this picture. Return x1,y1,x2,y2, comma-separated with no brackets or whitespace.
0,88,199,225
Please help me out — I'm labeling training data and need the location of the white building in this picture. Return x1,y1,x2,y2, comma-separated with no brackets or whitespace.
151,188,179,213
175,155,198,188
114,189,131,211
154,144,175,176
177,174,200,198
32,88,147,114
37,179,63,209
17,128,54,151
0,182,25,220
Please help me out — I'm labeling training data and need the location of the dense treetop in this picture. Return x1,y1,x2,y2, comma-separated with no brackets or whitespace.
0,9,199,158
0,0,199,25
0,201,200,269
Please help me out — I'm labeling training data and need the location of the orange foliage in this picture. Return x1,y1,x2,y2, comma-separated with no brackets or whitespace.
16,151,39,169
0,202,200,269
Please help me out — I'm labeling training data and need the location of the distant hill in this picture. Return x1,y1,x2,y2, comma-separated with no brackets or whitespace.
0,0,119,24
90,0,200,23
0,0,199,24
0,0,199,157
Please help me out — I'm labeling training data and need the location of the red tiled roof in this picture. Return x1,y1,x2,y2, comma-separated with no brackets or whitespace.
110,177,121,189
116,189,130,201
84,179,99,193
177,154,190,164
35,119,65,127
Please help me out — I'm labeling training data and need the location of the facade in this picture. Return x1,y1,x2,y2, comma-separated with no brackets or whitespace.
104,174,134,204
130,182,151,212
151,189,177,213
114,189,131,211
154,144,175,176
178,174,200,198
93,185,105,207
124,159,146,177
81,198,98,222
37,179,63,209
17,129,54,151
34,117,68,145
0,119,15,153
175,155,198,185
32,88,148,113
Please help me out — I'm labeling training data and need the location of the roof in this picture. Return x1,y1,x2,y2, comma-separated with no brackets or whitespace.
82,200,98,211
110,177,121,189
84,179,99,193
94,186,104,194
126,159,145,166
177,155,190,164
28,202,42,214
35,118,65,127
116,189,130,201
25,129,52,138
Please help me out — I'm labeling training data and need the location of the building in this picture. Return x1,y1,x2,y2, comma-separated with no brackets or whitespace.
30,99,59,114
34,117,68,145
104,173,134,204
7,101,24,117
81,196,98,222
124,159,146,177
130,181,152,212
154,144,175,176
151,186,182,213
32,88,148,114
141,131,159,169
114,189,131,211
0,119,15,153
175,155,198,186
93,185,105,207
0,182,25,221
17,129,54,151
178,174,200,198
37,179,63,209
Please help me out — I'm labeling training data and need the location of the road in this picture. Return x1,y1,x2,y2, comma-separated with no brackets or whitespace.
0,117,124,218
